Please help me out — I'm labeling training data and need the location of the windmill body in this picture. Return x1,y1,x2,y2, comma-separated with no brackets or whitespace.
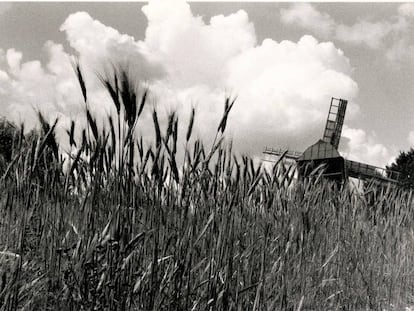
263,97,401,184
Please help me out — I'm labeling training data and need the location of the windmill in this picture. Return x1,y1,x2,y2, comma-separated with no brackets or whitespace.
263,97,401,184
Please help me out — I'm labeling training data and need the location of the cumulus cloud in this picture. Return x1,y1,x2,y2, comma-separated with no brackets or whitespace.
0,1,377,165
280,3,411,51
341,126,392,167
280,3,335,38
223,36,358,153
138,1,359,156
142,0,256,88
407,131,414,145
335,21,393,49
386,37,414,64
60,11,165,81
398,3,414,17
0,43,86,146
0,10,169,149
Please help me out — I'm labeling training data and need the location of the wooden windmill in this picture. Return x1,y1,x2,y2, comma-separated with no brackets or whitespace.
263,97,401,184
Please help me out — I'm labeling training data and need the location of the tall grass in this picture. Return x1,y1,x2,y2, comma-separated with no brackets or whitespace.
1,65,414,310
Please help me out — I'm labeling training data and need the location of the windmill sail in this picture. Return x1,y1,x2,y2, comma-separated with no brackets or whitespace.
322,98,347,149
345,159,401,183
263,146,302,161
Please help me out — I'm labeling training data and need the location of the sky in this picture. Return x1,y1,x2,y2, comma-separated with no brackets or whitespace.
0,1,414,168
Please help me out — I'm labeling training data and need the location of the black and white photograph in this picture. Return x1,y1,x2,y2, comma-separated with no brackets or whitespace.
1,1,414,309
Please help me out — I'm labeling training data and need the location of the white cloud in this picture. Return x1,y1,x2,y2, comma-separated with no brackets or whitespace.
398,3,414,18
142,1,256,88
139,1,359,156
280,3,335,38
280,3,411,51
385,38,414,63
5,49,22,74
335,21,392,49
383,4,414,63
0,2,366,163
407,131,414,145
341,126,392,167
223,36,358,154
0,43,85,141
60,11,164,82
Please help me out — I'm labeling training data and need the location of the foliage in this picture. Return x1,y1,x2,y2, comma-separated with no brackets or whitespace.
387,148,414,189
0,118,17,163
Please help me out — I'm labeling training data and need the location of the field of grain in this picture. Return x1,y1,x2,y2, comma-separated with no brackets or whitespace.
1,66,414,311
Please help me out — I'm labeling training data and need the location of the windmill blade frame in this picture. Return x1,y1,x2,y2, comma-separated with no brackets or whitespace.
345,159,401,183
263,146,302,162
322,98,347,149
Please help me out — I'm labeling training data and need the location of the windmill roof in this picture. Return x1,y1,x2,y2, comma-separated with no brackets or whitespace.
298,139,342,161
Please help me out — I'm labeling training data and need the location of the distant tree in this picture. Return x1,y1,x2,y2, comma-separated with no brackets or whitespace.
0,118,17,163
386,148,414,189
